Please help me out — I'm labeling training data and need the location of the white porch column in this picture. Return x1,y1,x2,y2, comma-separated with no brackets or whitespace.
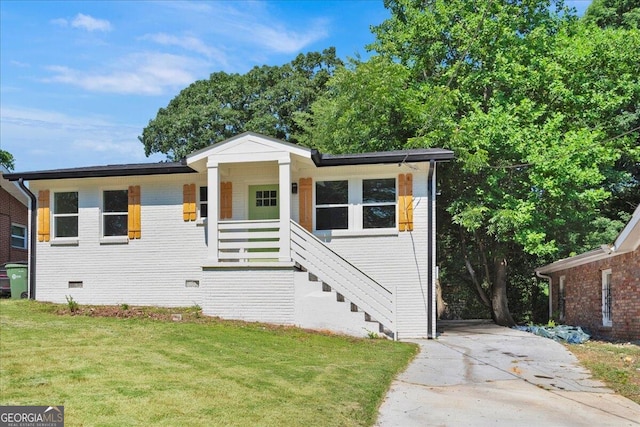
278,157,291,262
207,160,220,263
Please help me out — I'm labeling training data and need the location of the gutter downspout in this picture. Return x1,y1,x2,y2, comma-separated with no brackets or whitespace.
535,271,552,321
427,160,436,339
17,178,36,300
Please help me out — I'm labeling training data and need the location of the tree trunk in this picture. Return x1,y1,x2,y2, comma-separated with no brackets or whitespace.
436,278,448,319
491,258,516,326
459,228,492,308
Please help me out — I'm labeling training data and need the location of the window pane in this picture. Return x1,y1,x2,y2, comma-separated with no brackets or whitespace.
11,236,25,248
54,192,78,214
104,190,128,212
55,217,78,238
363,205,396,228
104,214,128,236
11,225,26,238
316,207,348,230
199,186,208,218
316,181,348,205
363,179,395,203
10,225,26,249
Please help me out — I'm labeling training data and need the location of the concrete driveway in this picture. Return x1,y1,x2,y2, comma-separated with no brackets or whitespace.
376,320,640,427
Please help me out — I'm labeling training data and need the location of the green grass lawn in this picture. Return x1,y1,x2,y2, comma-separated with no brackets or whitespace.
566,340,640,404
0,300,417,426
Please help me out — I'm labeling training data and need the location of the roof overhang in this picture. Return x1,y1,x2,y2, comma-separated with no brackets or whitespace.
613,204,640,252
1,167,29,206
311,148,455,167
3,132,455,181
535,246,613,275
536,203,640,275
3,162,196,181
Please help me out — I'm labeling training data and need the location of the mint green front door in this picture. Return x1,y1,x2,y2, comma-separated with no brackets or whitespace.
248,184,279,259
248,184,279,220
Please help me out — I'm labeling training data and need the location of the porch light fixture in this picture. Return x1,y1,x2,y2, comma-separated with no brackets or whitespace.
291,183,298,194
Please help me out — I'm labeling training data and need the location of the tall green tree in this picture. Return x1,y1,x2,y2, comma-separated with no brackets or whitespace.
583,0,640,218
303,0,640,325
0,149,15,171
297,56,425,153
140,48,343,160
584,0,640,29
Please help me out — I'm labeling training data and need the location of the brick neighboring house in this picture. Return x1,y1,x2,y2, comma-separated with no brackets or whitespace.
1,167,29,265
536,204,640,341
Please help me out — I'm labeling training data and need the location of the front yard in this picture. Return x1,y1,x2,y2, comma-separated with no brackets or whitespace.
0,300,417,426
567,340,640,404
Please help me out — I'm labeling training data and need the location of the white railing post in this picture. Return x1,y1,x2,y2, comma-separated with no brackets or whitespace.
207,160,220,264
278,157,291,262
393,286,398,341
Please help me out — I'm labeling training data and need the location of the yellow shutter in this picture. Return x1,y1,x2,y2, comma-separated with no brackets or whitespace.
183,184,196,221
299,177,313,232
38,190,50,242
128,185,141,239
220,182,232,219
398,173,413,232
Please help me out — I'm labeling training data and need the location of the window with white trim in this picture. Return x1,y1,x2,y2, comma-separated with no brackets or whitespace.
11,224,27,249
362,178,396,229
558,276,565,322
53,191,78,238
316,180,348,230
315,178,396,231
602,269,612,327
103,190,128,237
199,186,208,218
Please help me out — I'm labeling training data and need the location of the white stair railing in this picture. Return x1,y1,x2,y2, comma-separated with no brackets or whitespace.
290,220,396,335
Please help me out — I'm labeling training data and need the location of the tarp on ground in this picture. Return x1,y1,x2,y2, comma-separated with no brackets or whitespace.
514,325,590,344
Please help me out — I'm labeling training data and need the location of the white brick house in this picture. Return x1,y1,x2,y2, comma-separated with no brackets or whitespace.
5,133,454,339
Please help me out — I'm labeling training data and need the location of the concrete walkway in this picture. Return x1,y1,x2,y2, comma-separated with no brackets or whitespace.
376,320,640,427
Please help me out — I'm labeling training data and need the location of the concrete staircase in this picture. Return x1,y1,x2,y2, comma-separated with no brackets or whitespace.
293,269,392,338
290,220,396,339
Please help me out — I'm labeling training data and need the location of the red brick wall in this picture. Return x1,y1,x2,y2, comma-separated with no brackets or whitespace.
0,186,28,265
549,249,640,341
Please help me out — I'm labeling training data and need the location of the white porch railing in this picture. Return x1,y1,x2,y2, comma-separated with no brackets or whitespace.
216,219,396,336
290,220,396,335
218,220,281,263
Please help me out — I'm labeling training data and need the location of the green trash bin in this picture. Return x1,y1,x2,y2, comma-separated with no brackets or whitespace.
6,263,28,299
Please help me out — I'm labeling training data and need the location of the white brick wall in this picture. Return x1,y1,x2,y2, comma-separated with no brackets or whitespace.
201,268,295,324
31,174,207,308
29,159,435,338
300,164,432,338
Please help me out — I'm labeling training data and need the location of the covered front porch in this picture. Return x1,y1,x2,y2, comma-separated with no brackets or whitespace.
186,134,314,267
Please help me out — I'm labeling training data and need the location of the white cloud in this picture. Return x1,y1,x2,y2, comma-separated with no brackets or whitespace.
243,19,330,54
157,1,214,14
0,106,164,171
51,14,112,32
71,13,112,32
156,1,330,55
141,33,227,62
43,53,203,95
10,60,30,68
50,18,69,27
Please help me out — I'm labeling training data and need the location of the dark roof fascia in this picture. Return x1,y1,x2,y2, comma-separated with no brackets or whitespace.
3,162,196,181
311,148,455,167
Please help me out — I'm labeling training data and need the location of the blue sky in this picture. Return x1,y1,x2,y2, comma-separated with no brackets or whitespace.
1,0,592,172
